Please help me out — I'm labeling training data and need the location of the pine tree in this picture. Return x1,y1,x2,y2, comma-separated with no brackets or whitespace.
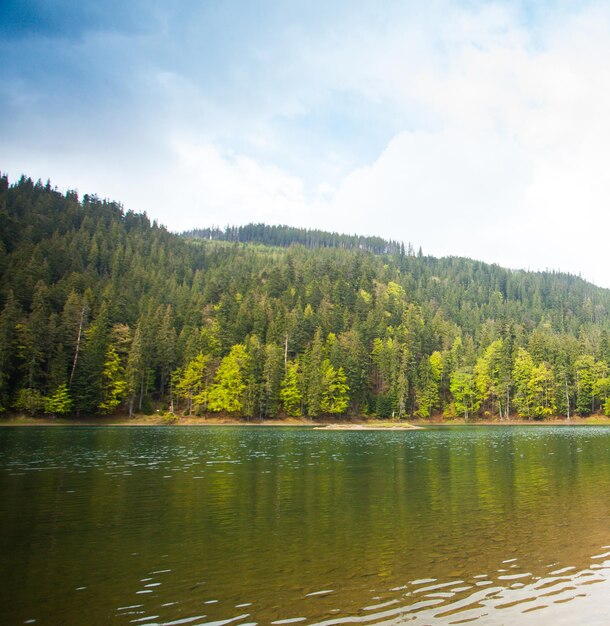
99,345,127,413
22,282,50,390
0,291,21,410
304,329,324,417
513,347,535,418
262,343,284,417
126,322,145,415
474,340,504,417
320,360,349,415
575,355,595,416
70,305,109,414
280,361,302,417
415,351,442,418
243,335,264,419
156,305,177,397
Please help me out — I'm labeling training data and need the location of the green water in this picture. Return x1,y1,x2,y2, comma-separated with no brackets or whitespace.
2,425,610,625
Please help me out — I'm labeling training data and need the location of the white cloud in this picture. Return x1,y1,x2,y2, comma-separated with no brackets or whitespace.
4,1,610,286
316,2,610,286
167,139,312,230
327,126,530,248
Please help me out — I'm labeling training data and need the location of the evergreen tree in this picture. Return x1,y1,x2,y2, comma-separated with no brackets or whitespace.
262,343,284,417
156,305,177,397
513,348,535,418
126,322,146,416
304,329,324,417
280,361,303,417
99,345,127,413
474,340,504,418
575,355,595,416
22,282,50,390
415,351,442,418
320,360,349,415
70,305,109,414
243,335,264,419
0,291,21,410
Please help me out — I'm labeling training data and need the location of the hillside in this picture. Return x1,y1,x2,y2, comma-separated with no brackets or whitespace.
1,174,610,419
183,223,405,254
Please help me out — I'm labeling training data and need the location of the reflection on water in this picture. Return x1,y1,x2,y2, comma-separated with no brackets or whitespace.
2,426,610,624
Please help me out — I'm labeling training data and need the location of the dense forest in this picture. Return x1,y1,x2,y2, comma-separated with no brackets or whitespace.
2,174,610,420
184,223,405,255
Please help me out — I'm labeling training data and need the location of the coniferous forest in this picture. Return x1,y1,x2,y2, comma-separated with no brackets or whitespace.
2,174,610,420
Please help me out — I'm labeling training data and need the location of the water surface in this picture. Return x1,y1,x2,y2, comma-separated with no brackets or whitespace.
2,425,610,624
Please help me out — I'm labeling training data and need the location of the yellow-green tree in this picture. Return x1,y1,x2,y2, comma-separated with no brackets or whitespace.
280,361,302,416
304,329,324,416
513,348,535,417
13,388,45,415
595,376,610,415
513,348,556,419
99,345,127,413
415,351,442,418
528,362,556,418
174,353,210,415
450,368,479,419
44,383,73,415
320,360,349,415
474,339,506,417
206,344,249,413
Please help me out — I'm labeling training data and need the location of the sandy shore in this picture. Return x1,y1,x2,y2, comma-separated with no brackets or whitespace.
313,423,423,430
1,414,609,428
0,414,306,427
0,414,424,429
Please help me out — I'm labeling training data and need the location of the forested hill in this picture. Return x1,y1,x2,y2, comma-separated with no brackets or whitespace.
2,173,610,421
183,223,405,254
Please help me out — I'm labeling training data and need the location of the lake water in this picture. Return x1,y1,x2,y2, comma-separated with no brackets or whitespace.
2,425,610,625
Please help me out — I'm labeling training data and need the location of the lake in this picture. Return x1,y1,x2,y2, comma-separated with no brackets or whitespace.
2,425,610,625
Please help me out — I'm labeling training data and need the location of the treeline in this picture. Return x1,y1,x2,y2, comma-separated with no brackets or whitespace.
183,223,406,255
2,174,610,420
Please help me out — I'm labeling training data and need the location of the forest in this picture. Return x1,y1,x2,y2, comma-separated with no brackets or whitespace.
2,173,610,420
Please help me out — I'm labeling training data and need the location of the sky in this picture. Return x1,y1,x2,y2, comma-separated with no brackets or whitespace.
2,1,610,286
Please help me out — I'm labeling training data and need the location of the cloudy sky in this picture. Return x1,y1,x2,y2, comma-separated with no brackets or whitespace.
2,1,610,286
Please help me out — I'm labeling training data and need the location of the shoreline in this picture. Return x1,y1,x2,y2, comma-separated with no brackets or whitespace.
0,414,422,429
2,414,610,429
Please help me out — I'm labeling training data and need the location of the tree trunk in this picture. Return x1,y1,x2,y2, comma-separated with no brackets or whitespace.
138,374,144,411
565,374,570,420
284,333,288,370
69,305,86,386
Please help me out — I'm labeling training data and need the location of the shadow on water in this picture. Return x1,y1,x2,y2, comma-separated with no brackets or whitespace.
2,425,610,624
